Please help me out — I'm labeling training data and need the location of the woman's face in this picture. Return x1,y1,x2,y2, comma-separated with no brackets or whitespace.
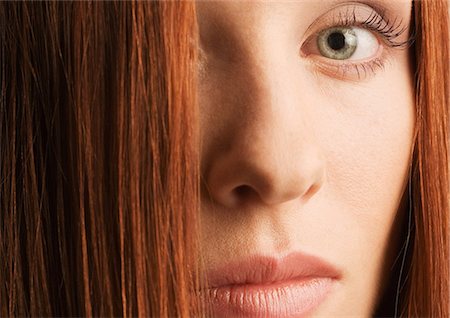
197,0,414,316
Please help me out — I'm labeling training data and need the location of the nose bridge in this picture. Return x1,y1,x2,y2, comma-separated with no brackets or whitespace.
242,19,305,140
239,71,321,202
239,64,303,170
237,39,310,166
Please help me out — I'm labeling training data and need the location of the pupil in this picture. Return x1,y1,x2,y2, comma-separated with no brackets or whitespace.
327,32,346,51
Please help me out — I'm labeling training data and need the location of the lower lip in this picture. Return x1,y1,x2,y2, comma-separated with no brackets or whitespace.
201,277,334,317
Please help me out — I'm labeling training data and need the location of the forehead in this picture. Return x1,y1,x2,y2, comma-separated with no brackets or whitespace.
196,0,413,27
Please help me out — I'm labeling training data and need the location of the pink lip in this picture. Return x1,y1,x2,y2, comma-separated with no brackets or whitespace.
199,252,341,317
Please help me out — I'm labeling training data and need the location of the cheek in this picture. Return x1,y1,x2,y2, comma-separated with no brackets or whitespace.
324,68,415,220
314,65,415,313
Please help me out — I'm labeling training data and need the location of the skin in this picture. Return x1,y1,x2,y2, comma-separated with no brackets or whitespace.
197,1,415,316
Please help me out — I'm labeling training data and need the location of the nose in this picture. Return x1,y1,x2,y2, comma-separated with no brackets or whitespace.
206,141,325,208
203,62,326,209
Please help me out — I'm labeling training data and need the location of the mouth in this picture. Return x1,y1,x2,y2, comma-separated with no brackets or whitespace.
198,252,341,317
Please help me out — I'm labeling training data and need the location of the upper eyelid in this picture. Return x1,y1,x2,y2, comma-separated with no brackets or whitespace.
302,2,404,40
303,2,376,35
300,2,411,53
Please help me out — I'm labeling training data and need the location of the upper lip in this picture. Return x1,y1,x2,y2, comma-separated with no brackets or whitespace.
205,252,341,288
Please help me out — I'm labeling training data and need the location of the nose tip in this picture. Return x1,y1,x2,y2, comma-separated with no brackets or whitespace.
205,151,325,209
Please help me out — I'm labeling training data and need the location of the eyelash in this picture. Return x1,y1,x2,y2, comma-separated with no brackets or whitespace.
337,6,412,48
310,6,413,80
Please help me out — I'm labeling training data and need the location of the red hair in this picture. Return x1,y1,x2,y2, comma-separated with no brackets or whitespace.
1,2,204,316
0,1,448,316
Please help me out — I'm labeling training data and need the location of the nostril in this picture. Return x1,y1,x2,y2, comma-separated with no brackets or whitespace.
234,185,252,196
233,185,259,205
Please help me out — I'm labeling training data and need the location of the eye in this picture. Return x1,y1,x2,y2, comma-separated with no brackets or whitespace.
317,26,379,61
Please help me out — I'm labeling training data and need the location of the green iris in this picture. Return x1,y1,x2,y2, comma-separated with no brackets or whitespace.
317,27,357,60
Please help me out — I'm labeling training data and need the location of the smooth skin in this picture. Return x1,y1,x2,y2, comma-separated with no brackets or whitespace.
197,1,414,316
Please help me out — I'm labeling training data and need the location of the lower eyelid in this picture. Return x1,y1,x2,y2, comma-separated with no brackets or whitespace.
304,48,387,81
